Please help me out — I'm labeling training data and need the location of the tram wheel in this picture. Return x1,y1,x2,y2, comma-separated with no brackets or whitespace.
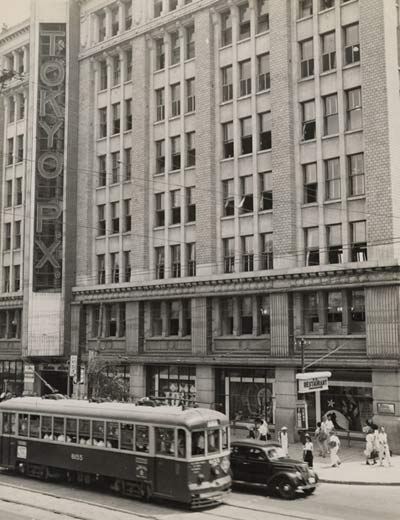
66,471,76,483
140,483,151,501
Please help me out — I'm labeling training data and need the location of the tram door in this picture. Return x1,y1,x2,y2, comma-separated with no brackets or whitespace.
155,458,175,496
0,436,16,468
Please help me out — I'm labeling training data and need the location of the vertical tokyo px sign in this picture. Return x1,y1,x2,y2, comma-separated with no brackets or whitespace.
33,24,66,291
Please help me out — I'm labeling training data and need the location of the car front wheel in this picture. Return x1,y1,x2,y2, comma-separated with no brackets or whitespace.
276,478,296,500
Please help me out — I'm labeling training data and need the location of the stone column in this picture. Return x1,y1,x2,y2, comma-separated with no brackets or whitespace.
192,298,208,355
372,370,400,454
130,364,146,400
275,368,297,443
270,293,290,357
126,301,140,354
195,366,215,408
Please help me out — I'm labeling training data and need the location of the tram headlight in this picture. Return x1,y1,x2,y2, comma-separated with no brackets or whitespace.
220,456,230,474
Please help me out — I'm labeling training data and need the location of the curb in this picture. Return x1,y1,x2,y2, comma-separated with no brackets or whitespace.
319,478,400,486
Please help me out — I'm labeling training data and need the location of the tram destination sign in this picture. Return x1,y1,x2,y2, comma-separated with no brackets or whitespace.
33,23,66,291
296,371,331,393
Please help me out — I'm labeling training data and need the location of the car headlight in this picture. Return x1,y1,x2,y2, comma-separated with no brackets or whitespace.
295,471,303,480
220,456,230,473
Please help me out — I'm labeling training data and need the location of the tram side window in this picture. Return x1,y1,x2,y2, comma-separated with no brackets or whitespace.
18,414,28,436
192,431,205,456
207,429,220,453
106,421,119,449
121,423,134,451
79,419,91,445
93,420,105,446
155,427,175,456
29,415,40,438
177,429,186,458
66,418,77,443
2,413,16,434
42,416,53,439
54,417,65,441
135,425,149,453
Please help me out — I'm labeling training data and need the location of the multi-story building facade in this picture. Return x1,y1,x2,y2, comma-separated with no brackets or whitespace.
1,0,400,446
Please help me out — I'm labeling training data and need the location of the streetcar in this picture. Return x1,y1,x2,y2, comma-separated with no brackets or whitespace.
0,397,231,508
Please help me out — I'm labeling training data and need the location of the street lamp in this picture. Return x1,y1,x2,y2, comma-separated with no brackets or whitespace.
295,337,310,373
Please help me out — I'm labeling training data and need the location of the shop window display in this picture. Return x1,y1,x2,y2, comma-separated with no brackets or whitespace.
147,365,196,406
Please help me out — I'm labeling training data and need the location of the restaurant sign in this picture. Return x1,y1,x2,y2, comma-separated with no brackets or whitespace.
296,371,331,393
33,24,66,291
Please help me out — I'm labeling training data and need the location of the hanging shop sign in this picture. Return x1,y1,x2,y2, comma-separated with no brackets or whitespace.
296,371,331,393
296,400,308,430
23,364,35,385
33,23,66,291
69,355,78,377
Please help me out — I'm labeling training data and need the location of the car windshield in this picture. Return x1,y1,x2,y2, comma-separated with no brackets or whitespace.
263,446,286,460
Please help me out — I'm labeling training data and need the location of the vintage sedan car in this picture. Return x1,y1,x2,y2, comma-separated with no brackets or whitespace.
230,440,318,499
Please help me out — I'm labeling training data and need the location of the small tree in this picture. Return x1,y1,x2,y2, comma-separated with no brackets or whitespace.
87,354,129,401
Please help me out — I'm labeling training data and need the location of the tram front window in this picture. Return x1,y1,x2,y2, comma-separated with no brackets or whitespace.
156,427,175,455
192,431,205,456
177,429,186,458
207,429,220,453
222,427,229,450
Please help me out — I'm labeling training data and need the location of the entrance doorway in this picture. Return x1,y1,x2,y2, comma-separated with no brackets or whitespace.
40,371,68,396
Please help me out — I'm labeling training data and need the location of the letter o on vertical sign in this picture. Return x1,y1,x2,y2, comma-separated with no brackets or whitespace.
38,152,63,179
40,61,65,87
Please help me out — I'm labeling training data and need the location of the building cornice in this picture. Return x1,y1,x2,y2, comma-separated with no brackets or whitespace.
0,21,30,47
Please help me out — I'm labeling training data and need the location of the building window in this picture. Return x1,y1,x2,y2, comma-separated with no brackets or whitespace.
185,25,195,60
327,223,343,264
5,180,12,208
4,223,11,250
111,7,119,36
124,199,131,232
239,59,252,97
320,0,335,10
99,107,107,138
7,138,13,165
299,0,313,18
18,93,25,120
323,94,338,135
171,136,181,170
303,292,319,333
221,297,234,335
9,97,15,123
259,112,272,150
223,237,235,273
155,193,165,227
261,233,273,270
186,187,196,222
3,267,10,293
99,155,107,186
98,12,106,42
14,221,21,249
125,49,132,80
15,177,22,206
168,301,180,335
240,296,253,334
151,302,162,336
259,171,273,211
171,83,181,117
16,135,23,163
257,53,270,91
112,103,120,134
182,300,192,336
302,100,316,140
346,87,362,130
257,0,269,33
305,227,319,266
155,247,165,279
123,251,131,281
300,39,314,78
111,201,119,234
170,31,180,65
156,139,165,173
239,175,253,213
98,205,106,236
169,0,178,11
110,252,120,283
240,117,253,155
155,38,165,70
348,153,364,196
111,151,120,184
241,235,254,272
350,221,367,262
105,303,126,338
222,121,234,158
113,55,120,86
325,157,341,200
186,78,195,112
221,10,232,46
154,0,162,18
125,99,132,130
221,65,233,102
125,2,132,30
97,254,105,284
155,88,165,121
171,245,181,278
170,190,181,225
303,163,317,203
327,291,342,333
14,265,21,292
350,289,365,333
223,179,235,217
187,243,196,276
344,23,360,65
99,60,108,90
321,32,336,72
124,148,132,180
186,132,196,167
238,2,251,40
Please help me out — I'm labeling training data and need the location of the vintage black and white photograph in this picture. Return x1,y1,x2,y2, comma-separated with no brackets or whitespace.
0,0,399,518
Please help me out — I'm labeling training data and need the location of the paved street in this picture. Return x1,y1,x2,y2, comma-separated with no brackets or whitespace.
0,471,399,520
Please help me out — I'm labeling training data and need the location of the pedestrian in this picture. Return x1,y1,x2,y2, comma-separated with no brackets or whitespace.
278,426,289,457
364,428,378,465
314,421,327,457
377,426,392,467
303,434,314,468
255,417,268,442
328,430,341,467
321,416,331,456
